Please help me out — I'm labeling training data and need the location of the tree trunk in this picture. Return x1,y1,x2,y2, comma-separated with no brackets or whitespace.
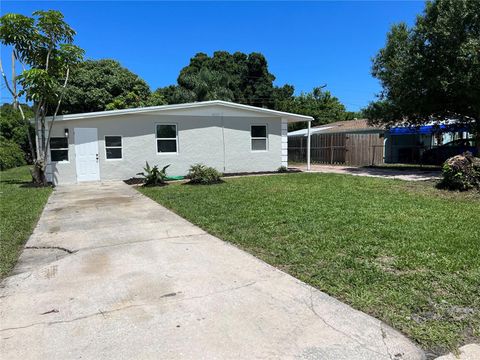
30,160,48,186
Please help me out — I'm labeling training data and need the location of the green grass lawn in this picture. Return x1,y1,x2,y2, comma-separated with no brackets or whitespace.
0,166,52,278
140,173,480,356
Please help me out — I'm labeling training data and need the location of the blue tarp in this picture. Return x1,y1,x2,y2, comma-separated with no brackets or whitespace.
388,124,471,135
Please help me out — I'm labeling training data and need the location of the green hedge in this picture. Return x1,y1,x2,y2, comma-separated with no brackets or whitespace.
438,152,480,191
0,138,26,171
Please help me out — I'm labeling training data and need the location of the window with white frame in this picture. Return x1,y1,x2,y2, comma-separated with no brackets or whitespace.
251,125,267,151
105,136,122,159
50,137,69,162
156,124,177,153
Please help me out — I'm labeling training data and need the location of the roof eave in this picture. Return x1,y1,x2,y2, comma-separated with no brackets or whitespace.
47,100,314,123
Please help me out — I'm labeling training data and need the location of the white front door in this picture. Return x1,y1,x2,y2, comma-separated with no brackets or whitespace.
75,128,100,182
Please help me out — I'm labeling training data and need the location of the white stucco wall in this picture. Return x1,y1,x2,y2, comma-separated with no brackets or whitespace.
47,110,284,184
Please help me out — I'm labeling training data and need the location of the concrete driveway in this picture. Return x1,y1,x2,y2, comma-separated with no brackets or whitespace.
295,164,441,181
0,182,424,360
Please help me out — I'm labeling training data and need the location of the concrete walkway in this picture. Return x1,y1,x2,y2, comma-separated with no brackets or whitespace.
295,164,441,181
436,344,480,360
0,182,424,360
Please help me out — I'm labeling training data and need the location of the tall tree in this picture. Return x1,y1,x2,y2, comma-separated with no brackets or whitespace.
0,10,84,184
365,0,480,152
62,59,162,114
276,86,355,129
157,51,277,108
158,51,356,126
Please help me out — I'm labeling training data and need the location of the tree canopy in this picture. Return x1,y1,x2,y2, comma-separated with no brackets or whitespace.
154,51,357,127
365,0,480,143
155,51,276,108
275,86,359,129
62,59,165,114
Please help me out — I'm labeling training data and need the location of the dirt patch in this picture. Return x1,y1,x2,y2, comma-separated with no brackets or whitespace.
375,256,428,276
124,177,144,185
82,253,111,275
411,304,477,323
49,226,60,233
76,196,133,206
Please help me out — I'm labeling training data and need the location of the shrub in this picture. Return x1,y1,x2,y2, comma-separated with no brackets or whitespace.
187,164,223,185
437,152,480,191
277,165,288,173
137,162,170,186
0,138,26,170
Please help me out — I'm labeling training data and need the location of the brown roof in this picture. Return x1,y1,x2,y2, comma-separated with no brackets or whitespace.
312,119,383,133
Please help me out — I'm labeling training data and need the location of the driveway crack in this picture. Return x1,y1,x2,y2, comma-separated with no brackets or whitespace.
25,246,77,254
0,281,257,333
0,304,143,333
305,288,388,358
380,323,395,360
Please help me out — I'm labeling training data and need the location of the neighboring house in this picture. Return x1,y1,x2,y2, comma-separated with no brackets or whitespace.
385,122,473,164
45,100,313,185
289,119,474,165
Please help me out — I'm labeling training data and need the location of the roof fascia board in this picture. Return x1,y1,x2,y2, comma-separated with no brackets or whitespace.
47,100,313,122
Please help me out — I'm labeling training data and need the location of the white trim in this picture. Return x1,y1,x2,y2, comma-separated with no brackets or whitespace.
47,100,314,123
49,136,70,163
155,123,178,155
251,124,268,152
104,135,123,161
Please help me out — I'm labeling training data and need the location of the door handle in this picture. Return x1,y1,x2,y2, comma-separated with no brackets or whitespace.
96,154,99,162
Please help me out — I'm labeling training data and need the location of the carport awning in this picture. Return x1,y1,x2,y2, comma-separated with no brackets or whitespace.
388,124,471,135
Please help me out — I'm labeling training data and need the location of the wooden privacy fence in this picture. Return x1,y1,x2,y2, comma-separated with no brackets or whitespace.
288,132,385,166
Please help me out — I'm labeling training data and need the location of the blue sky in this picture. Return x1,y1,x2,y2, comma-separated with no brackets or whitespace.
1,1,425,111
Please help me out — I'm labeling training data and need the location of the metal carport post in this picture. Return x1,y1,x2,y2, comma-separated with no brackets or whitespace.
307,120,311,170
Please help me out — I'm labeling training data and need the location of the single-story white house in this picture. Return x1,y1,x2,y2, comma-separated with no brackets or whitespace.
44,100,313,185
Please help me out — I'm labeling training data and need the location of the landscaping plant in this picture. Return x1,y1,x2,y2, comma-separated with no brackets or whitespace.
438,152,480,191
187,163,223,185
277,165,288,173
137,162,170,186
0,138,26,170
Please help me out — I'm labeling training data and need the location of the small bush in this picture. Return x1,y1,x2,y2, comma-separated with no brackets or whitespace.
137,162,170,186
0,138,26,170
277,165,288,173
438,152,480,191
187,164,223,185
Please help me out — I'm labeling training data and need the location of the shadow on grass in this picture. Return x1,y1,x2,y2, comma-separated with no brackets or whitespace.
182,180,225,186
0,179,52,188
365,164,442,172
0,179,30,185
